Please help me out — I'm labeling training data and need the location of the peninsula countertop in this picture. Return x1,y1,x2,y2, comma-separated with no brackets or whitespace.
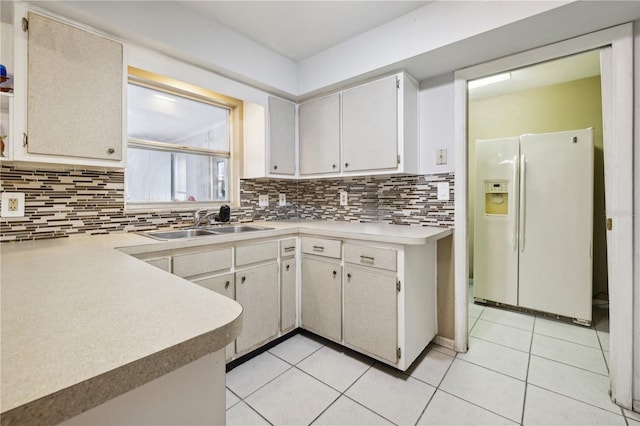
0,220,451,425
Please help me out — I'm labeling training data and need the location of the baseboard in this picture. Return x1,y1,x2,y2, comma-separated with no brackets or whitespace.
433,335,456,351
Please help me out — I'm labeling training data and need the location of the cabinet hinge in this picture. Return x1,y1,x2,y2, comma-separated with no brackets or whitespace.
22,17,28,32
606,217,612,231
397,154,401,164
396,279,401,292
397,347,401,359
22,133,28,147
396,78,400,89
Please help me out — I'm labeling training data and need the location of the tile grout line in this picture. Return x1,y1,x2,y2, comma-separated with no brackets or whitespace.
412,348,458,425
526,383,627,420
520,315,536,425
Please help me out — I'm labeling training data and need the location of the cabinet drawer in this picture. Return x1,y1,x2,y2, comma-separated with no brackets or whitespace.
236,241,278,266
344,244,397,271
301,237,341,258
280,238,297,258
172,248,232,278
192,273,235,300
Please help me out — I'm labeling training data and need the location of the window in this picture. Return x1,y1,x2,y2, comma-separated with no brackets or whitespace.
126,67,242,207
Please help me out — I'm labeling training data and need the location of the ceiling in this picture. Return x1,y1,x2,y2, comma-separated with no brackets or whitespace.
469,50,602,101
176,1,431,62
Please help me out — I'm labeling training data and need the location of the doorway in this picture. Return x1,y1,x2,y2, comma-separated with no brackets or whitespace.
453,24,634,409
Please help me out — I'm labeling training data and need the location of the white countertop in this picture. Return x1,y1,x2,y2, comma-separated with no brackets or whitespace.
0,220,451,425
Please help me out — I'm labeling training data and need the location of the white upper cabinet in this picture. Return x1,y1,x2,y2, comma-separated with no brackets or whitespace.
12,7,126,168
268,97,296,175
297,72,418,178
342,75,399,172
299,93,340,175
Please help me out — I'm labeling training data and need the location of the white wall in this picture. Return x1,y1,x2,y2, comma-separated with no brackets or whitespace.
419,73,455,175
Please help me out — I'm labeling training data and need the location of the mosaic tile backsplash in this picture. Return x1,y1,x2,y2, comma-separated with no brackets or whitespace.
1,164,454,242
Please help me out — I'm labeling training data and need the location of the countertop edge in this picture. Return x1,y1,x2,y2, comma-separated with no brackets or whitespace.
0,314,243,426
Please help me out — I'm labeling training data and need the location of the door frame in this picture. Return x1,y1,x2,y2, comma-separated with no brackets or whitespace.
453,23,634,408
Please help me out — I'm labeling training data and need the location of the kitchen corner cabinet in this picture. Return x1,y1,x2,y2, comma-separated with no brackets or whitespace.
268,97,296,175
299,93,340,175
341,73,419,174
12,6,126,168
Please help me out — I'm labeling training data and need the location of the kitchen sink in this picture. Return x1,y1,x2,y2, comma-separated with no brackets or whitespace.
210,225,274,234
141,225,274,240
143,228,219,240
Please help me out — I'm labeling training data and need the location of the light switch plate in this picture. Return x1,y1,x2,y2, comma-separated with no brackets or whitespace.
436,182,450,201
1,192,26,217
436,148,448,165
279,193,286,206
258,195,269,207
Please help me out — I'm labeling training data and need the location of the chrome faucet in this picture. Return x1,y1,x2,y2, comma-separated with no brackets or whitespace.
193,209,218,228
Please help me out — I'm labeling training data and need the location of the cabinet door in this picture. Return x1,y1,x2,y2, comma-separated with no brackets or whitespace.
280,260,297,332
301,257,342,342
235,263,279,353
268,97,296,175
26,12,123,161
342,75,398,172
344,265,398,364
192,273,236,361
299,94,340,175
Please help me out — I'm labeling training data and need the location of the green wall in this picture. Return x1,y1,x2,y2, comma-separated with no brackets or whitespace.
468,76,607,299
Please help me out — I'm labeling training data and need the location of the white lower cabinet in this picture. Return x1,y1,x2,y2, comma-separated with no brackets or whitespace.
280,258,297,333
343,265,398,364
235,262,279,353
301,257,342,342
193,273,236,361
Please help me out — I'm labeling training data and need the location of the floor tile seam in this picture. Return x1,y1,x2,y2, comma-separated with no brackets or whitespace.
467,335,531,355
291,364,348,395
532,330,602,350
528,353,609,377
230,399,275,426
235,364,295,400
413,352,459,425
225,387,243,411
596,330,611,373
525,383,626,419
313,362,401,426
520,316,535,425
268,340,327,367
525,378,626,416
475,317,534,333
436,388,523,425
452,356,527,382
307,392,343,426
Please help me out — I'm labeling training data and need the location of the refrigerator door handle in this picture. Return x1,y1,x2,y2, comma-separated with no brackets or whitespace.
519,155,526,252
513,155,519,251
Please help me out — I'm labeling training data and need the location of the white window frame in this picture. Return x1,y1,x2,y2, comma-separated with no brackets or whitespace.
125,66,243,211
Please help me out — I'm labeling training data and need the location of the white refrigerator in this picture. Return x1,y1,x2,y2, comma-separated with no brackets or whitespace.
473,128,594,324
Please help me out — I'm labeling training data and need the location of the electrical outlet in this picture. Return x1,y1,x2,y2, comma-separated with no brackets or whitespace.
436,148,448,165
437,182,450,201
1,192,26,217
279,193,286,206
258,194,269,207
339,191,348,206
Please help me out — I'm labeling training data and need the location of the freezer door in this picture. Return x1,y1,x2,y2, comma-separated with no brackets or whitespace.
473,137,519,305
518,129,593,322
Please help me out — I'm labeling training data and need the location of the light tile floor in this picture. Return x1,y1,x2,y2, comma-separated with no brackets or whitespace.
226,301,638,425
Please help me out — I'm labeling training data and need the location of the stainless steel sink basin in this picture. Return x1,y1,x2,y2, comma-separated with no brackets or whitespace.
141,225,273,240
210,225,274,234
143,228,219,240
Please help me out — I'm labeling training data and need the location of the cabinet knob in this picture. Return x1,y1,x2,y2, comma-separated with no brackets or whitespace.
241,276,246,283
286,264,290,271
225,280,230,289
332,164,336,169
344,162,349,168
332,270,337,277
347,273,352,280
107,148,115,154
273,165,278,170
